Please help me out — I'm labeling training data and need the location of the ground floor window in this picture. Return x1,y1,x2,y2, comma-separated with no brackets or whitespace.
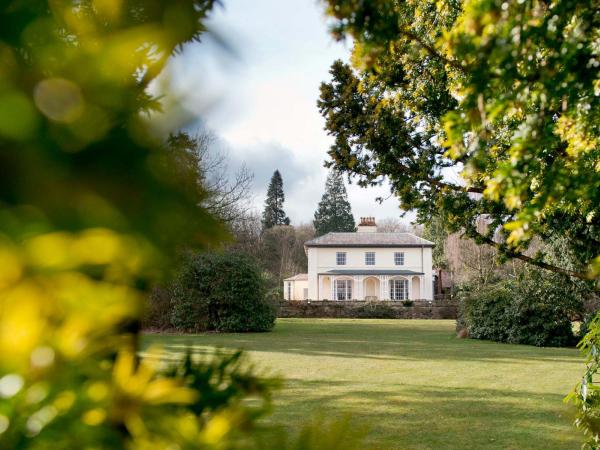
287,282,292,300
390,278,408,300
335,279,353,300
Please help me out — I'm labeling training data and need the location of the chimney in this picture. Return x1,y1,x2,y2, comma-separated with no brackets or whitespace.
357,216,377,233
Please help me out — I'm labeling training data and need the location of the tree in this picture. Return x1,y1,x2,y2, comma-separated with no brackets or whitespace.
318,0,599,281
262,170,290,229
422,215,449,270
376,217,409,233
313,170,356,236
260,224,314,290
167,131,254,225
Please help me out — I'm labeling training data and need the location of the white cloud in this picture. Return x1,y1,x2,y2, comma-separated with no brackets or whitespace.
158,0,411,225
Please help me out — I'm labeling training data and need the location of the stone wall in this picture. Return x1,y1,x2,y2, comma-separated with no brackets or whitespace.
278,300,457,320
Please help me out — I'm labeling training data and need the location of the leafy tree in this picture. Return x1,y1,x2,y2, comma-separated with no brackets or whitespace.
318,0,599,281
313,170,356,236
262,169,290,229
422,215,449,269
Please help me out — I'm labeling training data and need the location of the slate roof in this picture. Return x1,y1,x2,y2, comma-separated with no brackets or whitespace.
305,232,434,248
283,273,308,281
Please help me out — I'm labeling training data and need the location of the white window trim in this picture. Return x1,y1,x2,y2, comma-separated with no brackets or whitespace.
390,278,409,300
334,279,353,301
365,252,376,265
336,252,347,265
394,252,405,266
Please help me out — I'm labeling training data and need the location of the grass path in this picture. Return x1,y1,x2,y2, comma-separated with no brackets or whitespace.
143,319,583,449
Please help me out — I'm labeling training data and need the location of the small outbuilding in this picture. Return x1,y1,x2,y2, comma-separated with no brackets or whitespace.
283,273,308,300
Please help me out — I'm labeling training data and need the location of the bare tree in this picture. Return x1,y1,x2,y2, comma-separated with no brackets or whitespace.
167,130,254,225
376,217,410,233
445,217,514,286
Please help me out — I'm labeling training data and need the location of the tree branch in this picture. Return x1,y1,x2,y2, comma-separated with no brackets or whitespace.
428,178,483,194
400,29,466,73
477,233,590,281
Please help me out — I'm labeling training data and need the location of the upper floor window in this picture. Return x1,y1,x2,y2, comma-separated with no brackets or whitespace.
336,252,346,265
394,252,405,266
365,252,376,265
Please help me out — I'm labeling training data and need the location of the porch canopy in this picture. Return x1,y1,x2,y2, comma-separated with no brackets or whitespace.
318,270,424,301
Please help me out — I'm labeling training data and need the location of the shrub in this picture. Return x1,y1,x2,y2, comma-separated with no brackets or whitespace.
171,252,276,332
457,269,586,347
353,301,397,319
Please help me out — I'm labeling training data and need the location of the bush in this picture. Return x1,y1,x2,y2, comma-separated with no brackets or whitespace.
171,252,276,332
353,301,397,318
457,269,586,347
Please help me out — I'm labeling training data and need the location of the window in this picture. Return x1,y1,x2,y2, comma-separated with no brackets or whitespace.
390,279,408,300
334,279,352,300
365,252,376,265
394,252,405,266
287,282,292,300
336,252,346,265
303,288,309,300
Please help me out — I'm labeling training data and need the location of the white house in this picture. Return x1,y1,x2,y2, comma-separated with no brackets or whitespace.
284,217,434,301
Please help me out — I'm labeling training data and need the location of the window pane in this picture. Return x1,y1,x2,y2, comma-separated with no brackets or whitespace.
365,252,375,265
336,252,346,265
395,252,404,265
335,279,352,300
390,279,408,300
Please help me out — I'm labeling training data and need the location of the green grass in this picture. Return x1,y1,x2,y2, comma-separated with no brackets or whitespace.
142,319,584,449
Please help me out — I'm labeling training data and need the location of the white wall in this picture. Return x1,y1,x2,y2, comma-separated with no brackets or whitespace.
285,279,309,300
307,246,433,300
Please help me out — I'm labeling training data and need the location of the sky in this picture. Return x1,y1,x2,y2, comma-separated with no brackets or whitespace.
158,0,410,225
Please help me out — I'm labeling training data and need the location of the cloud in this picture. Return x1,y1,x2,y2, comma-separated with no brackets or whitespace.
160,0,413,226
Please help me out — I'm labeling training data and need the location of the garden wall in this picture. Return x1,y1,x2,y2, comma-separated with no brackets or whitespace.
278,300,457,320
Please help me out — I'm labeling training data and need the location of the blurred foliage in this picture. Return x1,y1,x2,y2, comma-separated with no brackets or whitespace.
0,0,294,448
567,313,600,449
319,0,599,280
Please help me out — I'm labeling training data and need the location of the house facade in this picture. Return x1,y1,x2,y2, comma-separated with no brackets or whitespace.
284,217,435,301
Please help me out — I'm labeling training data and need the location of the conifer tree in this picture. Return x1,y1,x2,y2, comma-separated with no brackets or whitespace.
262,170,290,229
313,170,356,236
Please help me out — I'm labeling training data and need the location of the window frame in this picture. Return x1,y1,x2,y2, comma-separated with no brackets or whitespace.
390,278,408,300
334,279,352,301
365,251,376,266
336,252,347,266
394,252,405,266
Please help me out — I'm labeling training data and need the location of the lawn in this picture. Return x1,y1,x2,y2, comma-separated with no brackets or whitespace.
142,319,584,449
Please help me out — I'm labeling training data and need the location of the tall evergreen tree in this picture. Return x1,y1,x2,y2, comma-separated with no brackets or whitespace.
313,170,356,236
262,170,290,229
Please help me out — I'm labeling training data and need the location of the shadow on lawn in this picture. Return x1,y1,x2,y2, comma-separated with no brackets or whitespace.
141,320,582,449
268,381,579,450
143,319,580,366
